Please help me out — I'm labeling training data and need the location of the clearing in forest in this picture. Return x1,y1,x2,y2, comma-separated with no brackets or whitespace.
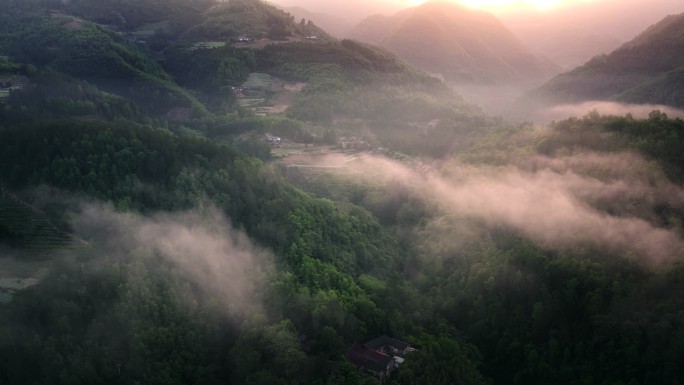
236,72,306,115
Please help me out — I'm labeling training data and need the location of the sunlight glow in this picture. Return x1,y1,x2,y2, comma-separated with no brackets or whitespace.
457,0,563,9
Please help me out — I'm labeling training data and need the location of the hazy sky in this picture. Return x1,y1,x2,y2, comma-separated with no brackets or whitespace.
270,0,683,36
269,0,634,15
497,0,682,40
424,0,567,10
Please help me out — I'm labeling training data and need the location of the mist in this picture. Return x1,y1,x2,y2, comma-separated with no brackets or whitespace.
72,204,273,317
497,0,684,41
527,101,684,124
269,0,683,39
271,0,683,71
497,0,684,67
306,148,684,266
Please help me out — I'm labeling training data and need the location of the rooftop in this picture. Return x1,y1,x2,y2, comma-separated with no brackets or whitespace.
364,335,410,351
348,343,392,373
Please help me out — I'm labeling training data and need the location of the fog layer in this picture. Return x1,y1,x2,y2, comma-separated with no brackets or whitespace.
72,205,273,316
312,149,684,265
527,101,684,124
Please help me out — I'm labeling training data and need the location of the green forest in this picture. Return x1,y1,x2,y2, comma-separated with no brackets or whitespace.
1,0,684,384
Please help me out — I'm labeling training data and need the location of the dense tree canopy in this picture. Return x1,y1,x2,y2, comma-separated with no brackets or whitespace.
1,1,684,384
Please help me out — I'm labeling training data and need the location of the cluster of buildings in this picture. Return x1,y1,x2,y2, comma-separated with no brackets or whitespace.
233,36,253,43
0,75,27,103
336,136,369,151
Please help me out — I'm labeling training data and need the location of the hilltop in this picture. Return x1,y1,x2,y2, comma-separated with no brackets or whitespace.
281,6,352,37
347,1,559,85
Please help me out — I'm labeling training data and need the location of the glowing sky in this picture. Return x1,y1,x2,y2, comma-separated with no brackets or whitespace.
409,0,564,9
462,0,562,8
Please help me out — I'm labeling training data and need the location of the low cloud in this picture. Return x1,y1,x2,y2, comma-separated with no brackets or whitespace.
431,167,683,263
331,152,684,265
532,101,684,124
516,152,684,218
72,204,273,316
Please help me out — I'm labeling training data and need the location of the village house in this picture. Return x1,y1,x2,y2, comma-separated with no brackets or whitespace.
0,75,28,90
337,136,368,151
0,75,28,103
364,335,415,357
265,133,281,146
347,343,395,380
347,335,414,380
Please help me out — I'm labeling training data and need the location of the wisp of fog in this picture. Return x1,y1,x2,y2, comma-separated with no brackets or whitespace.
320,151,684,265
532,101,684,124
72,204,273,317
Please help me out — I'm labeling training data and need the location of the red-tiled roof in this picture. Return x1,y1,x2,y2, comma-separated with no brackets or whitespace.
347,343,392,373
364,335,410,351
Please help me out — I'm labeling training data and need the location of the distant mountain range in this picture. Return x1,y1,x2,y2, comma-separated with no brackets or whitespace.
506,24,622,70
519,12,684,110
346,1,559,85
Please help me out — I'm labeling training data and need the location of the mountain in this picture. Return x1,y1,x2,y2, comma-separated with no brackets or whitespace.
0,7,205,116
346,1,559,85
496,0,683,47
0,0,331,117
494,0,683,69
520,12,684,110
60,0,214,29
181,0,330,41
506,23,622,70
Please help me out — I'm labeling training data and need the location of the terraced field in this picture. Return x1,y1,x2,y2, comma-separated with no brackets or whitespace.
236,73,272,112
0,191,83,302
0,191,80,256
237,97,266,108
242,72,272,89
236,73,305,115
189,41,226,50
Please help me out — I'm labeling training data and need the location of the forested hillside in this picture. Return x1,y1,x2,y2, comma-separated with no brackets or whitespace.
520,11,684,110
1,0,684,384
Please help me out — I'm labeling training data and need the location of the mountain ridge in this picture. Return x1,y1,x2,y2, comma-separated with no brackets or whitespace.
519,11,684,111
346,1,559,85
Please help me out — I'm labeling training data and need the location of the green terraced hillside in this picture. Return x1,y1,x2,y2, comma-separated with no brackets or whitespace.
0,189,80,256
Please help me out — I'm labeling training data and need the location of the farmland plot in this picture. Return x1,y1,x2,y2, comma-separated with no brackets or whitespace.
236,72,306,115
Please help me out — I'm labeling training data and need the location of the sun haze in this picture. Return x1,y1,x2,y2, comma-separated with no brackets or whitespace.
457,0,563,9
